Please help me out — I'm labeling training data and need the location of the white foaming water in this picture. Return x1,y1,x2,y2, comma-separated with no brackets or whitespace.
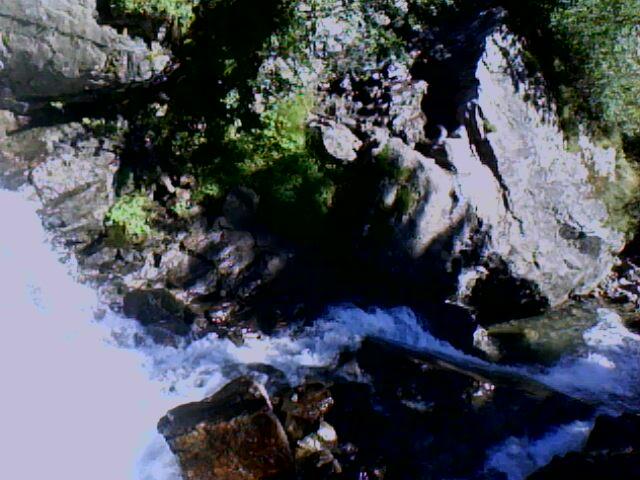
534,308,640,412
2,186,640,480
0,189,176,480
484,420,592,480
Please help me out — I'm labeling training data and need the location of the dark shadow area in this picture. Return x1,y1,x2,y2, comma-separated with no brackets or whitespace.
96,0,156,40
168,0,289,124
469,259,549,326
412,4,558,149
325,337,593,479
411,7,504,142
16,79,169,130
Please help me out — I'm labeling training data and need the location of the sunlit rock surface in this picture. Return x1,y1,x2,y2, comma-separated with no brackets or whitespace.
364,10,626,316
158,377,294,480
451,24,624,309
0,0,168,101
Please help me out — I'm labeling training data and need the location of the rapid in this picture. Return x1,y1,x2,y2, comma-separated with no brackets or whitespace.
0,186,639,480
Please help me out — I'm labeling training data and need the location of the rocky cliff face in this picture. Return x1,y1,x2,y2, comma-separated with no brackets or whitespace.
1,2,639,480
0,2,634,334
451,22,624,309
332,8,631,320
0,0,168,104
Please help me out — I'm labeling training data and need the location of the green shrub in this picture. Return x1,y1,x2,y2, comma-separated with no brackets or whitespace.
110,0,197,31
506,0,640,234
508,0,640,139
105,193,157,244
225,91,341,239
549,0,640,137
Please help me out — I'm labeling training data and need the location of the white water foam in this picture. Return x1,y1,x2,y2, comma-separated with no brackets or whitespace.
533,308,640,413
484,420,592,480
2,186,640,479
0,189,176,479
483,309,640,479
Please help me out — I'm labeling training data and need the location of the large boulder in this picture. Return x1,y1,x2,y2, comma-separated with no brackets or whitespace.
451,20,625,310
158,377,294,480
364,9,628,319
158,376,343,480
0,0,169,101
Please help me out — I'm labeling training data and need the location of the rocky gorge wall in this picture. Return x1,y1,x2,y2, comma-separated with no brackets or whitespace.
1,1,640,479
0,0,636,337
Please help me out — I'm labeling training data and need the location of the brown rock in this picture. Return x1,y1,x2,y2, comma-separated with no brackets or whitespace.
281,382,335,441
158,377,294,480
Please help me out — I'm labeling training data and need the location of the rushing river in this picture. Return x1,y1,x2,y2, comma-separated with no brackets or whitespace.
1,186,639,480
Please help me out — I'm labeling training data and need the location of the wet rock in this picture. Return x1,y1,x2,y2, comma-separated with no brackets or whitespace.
182,227,223,257
123,288,194,336
22,123,121,253
528,413,640,479
294,421,341,477
181,225,257,279
215,230,257,279
325,337,594,479
485,300,603,364
160,245,211,289
159,375,345,480
158,377,294,480
280,382,335,441
0,0,169,101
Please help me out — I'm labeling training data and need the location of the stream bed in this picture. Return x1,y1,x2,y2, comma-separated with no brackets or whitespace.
1,186,639,479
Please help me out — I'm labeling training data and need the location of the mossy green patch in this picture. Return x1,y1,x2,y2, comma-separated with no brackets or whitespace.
105,193,158,245
224,91,341,239
592,153,640,238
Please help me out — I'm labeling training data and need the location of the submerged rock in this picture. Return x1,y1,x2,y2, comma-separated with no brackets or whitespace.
158,377,294,480
484,300,603,364
123,288,194,336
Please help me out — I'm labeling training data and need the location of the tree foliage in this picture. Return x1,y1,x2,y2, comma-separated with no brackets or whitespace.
507,0,640,140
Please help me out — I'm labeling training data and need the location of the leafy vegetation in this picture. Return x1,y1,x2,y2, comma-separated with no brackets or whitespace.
111,0,350,240
105,0,640,241
505,0,640,234
109,0,197,31
105,193,158,244
507,0,640,139
218,91,340,238
550,0,640,138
